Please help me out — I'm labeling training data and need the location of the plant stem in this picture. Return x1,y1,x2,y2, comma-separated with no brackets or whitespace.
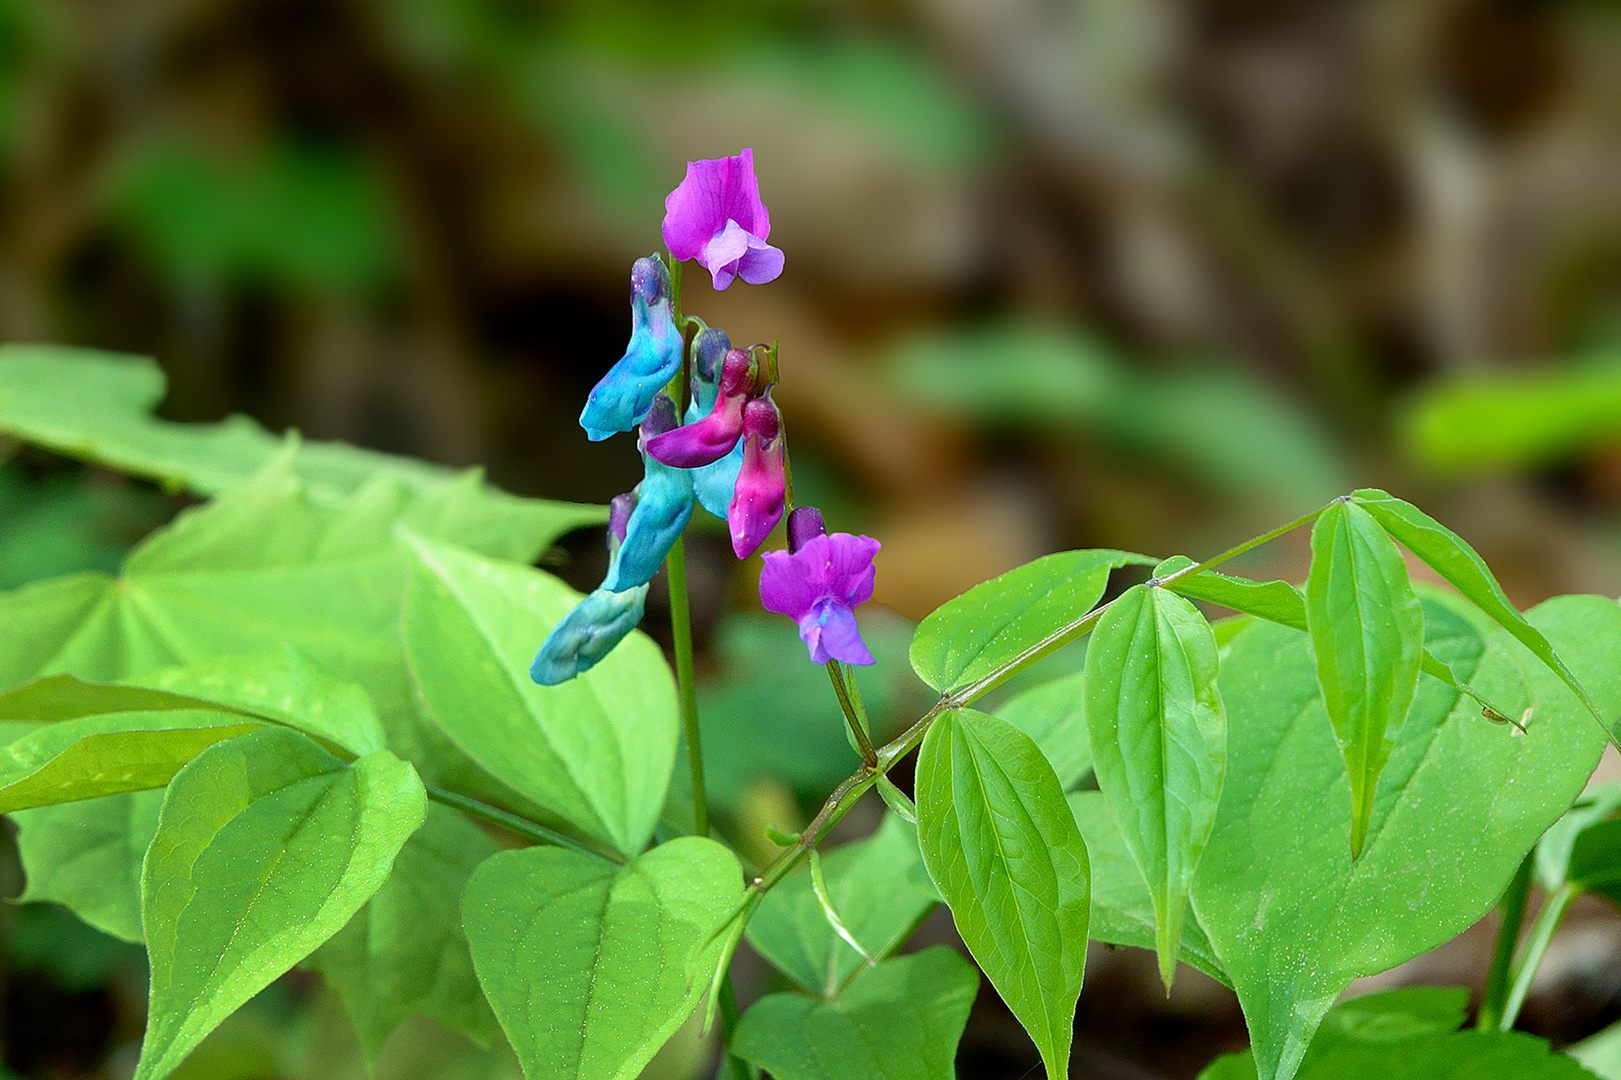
1500,882,1579,1031
828,660,876,766
716,973,755,1079
424,785,619,863
1477,854,1533,1030
667,534,709,838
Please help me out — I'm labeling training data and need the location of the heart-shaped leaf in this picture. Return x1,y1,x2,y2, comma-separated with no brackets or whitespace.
461,836,742,1080
732,946,979,1080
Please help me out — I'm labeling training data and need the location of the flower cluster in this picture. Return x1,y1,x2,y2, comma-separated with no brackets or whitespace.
532,151,878,684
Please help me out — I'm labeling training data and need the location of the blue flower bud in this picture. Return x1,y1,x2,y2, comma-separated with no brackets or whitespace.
579,257,684,441
529,583,651,685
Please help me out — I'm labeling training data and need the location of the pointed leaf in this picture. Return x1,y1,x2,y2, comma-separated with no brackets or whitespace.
1305,501,1424,857
461,836,742,1080
308,803,500,1064
916,708,1089,1080
0,712,258,812
1353,488,1613,738
135,727,425,1080
1155,555,1307,630
400,532,676,856
910,549,1155,694
1084,584,1225,987
1190,595,1620,1080
731,946,979,1080
747,814,938,994
14,789,165,941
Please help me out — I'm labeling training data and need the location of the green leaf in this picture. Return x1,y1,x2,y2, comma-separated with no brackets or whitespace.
747,813,939,994
307,803,500,1065
1305,501,1425,858
135,727,426,1080
994,672,1092,789
1353,488,1612,740
0,647,385,756
14,789,165,941
1066,791,1226,983
461,836,742,1080
1190,595,1620,1080
1206,985,1595,1076
1083,583,1225,987
915,708,1089,1080
1155,555,1307,630
1568,1016,1621,1079
0,711,259,813
731,946,979,1080
1535,784,1621,892
910,549,1155,694
400,532,676,857
0,346,603,563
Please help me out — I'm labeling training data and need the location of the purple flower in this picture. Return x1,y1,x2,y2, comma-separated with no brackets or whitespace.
728,394,785,559
662,150,785,291
579,257,684,441
759,525,881,666
645,348,755,468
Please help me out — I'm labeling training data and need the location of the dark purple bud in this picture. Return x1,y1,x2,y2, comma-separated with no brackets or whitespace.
608,492,636,546
640,392,683,439
786,506,826,554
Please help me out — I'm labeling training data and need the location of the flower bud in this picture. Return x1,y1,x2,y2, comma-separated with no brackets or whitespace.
644,349,755,468
786,506,826,554
578,257,683,442
728,395,786,559
607,492,636,548
601,393,696,591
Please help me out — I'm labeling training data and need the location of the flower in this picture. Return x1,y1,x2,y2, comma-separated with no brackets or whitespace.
579,256,684,441
728,393,786,559
687,327,745,519
602,394,696,592
662,149,784,291
529,583,650,685
645,348,755,468
759,516,880,666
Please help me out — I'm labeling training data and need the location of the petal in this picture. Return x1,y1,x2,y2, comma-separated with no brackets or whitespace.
529,584,650,685
644,393,747,468
720,148,770,239
601,462,694,591
692,441,743,519
662,160,727,260
810,601,875,666
759,550,822,621
825,533,881,607
735,236,785,286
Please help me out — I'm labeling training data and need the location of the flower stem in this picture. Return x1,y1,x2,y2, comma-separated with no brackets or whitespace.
1500,882,1578,1030
828,660,877,766
424,785,620,863
667,534,709,838
1477,854,1534,1030
716,973,755,1079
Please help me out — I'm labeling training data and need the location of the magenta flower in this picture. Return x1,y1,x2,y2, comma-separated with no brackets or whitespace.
645,348,755,468
662,150,785,291
728,394,786,559
759,521,880,666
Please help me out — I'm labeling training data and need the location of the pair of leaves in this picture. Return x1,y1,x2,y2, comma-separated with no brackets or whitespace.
1199,986,1595,1080
461,837,742,1080
1192,594,1621,1080
136,725,426,1080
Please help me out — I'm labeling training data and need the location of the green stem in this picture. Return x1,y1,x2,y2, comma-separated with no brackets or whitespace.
1477,854,1533,1030
424,785,619,863
716,973,756,1079
667,534,709,838
1500,882,1579,1031
828,660,876,766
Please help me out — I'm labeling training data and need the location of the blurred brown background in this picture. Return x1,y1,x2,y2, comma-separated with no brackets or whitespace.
1,0,1621,1078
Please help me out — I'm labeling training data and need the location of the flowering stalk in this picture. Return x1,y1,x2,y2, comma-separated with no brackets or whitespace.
663,255,709,839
